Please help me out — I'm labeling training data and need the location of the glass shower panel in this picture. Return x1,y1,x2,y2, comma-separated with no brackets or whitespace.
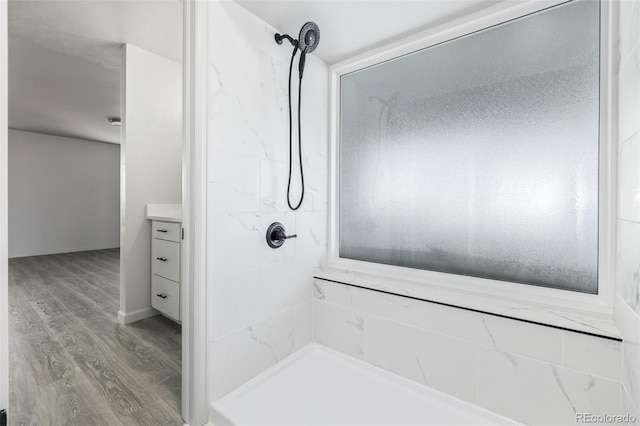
339,0,600,293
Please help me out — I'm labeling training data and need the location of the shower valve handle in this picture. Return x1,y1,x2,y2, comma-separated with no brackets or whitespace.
276,230,297,240
266,222,296,249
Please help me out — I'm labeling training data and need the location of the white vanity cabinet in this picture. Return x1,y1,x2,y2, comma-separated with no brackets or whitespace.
151,219,181,322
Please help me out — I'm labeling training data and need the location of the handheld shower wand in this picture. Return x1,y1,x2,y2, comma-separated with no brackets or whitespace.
274,22,320,210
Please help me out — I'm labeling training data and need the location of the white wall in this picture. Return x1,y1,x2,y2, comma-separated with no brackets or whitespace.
119,44,182,324
207,1,328,401
7,130,120,257
615,0,640,419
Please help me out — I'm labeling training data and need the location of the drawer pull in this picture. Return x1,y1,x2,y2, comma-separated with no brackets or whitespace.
156,293,168,299
156,257,168,262
157,229,168,233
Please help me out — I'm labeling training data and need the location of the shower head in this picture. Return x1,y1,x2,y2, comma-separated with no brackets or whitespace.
274,22,321,79
274,22,321,211
298,22,320,53
275,22,320,52
297,22,320,79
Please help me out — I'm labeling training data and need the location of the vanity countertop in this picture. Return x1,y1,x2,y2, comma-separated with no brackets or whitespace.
146,203,182,222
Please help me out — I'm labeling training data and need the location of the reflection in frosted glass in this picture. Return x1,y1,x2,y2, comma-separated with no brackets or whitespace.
339,0,599,294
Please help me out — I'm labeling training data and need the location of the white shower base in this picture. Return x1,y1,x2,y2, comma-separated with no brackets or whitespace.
210,343,518,425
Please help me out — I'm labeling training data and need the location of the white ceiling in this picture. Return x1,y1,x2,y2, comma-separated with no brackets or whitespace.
8,0,182,144
9,35,122,144
236,0,503,65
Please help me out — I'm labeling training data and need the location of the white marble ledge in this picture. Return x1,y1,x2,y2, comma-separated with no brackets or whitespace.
146,203,182,223
314,268,622,341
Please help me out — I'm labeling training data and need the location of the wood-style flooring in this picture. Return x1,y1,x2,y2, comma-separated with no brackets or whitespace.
8,249,183,426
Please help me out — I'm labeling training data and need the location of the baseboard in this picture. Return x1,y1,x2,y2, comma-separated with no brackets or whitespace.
9,244,120,259
118,307,158,324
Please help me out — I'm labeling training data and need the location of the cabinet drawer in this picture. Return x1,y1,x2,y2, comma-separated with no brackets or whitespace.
152,221,181,242
152,239,180,282
152,275,180,321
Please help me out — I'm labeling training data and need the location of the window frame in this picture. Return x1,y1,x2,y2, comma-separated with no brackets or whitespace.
327,0,617,321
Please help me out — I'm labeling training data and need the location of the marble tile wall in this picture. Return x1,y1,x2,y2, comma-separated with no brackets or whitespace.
206,1,328,400
313,279,624,425
616,0,640,420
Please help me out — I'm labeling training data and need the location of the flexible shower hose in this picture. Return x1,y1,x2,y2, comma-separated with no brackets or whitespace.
286,46,305,211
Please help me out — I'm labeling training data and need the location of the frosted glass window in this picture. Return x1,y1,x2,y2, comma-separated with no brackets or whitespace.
339,0,600,294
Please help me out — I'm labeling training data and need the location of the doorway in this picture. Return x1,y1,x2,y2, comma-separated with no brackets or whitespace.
0,3,200,424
